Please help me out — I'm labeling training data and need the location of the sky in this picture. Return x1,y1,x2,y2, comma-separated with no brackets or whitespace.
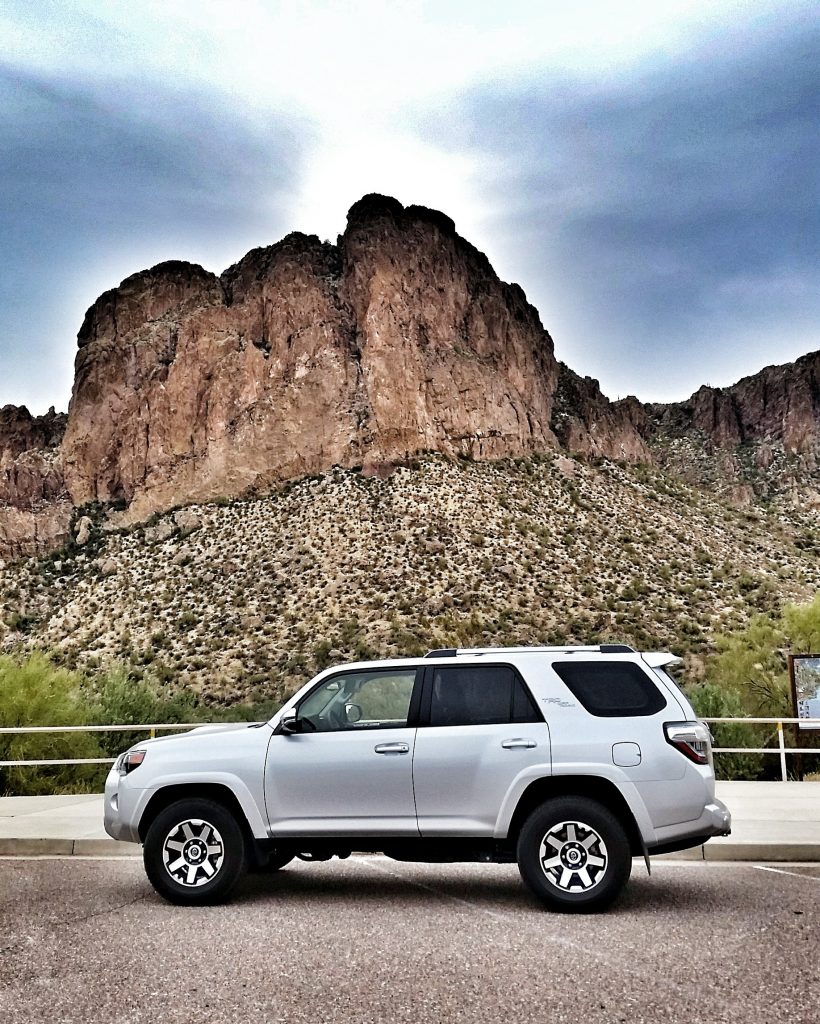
0,0,817,413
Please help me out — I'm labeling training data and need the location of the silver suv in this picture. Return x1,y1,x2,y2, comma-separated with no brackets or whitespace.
105,645,731,911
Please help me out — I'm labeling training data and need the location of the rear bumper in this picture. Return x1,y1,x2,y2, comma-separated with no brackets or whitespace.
647,798,731,854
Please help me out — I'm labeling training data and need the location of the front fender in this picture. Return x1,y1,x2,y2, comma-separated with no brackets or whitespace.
132,772,269,839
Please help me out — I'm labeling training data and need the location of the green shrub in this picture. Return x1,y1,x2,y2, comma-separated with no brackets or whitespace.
86,666,198,759
707,614,789,717
0,653,101,795
688,682,766,780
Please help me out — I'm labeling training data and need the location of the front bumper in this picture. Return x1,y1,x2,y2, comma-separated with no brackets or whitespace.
103,767,141,844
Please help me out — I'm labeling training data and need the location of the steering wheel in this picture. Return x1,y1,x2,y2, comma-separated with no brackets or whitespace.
327,703,348,730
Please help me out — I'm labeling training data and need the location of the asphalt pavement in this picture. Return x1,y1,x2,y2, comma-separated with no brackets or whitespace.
0,857,818,1023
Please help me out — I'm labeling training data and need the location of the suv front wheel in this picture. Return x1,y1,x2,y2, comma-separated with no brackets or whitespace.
143,798,247,905
517,797,631,912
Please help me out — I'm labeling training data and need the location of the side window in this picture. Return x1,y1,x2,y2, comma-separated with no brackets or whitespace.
297,669,416,732
429,666,542,727
552,661,667,717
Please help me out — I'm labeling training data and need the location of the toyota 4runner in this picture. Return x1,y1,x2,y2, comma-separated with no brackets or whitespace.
105,644,731,911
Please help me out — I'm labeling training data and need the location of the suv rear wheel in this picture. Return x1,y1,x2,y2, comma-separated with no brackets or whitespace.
143,798,246,905
517,796,631,912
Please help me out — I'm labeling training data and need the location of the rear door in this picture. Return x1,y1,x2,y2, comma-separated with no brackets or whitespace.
412,662,551,836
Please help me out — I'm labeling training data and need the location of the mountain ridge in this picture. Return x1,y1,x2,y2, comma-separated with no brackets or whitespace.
1,193,818,560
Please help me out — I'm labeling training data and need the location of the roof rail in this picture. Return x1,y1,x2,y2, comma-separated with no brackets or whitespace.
423,643,636,659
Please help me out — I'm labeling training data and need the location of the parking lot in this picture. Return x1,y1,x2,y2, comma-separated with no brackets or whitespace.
1,857,817,1024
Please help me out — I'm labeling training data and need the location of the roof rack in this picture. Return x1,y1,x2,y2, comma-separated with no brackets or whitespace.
423,644,636,659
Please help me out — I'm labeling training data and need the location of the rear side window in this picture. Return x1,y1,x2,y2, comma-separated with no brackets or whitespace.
429,665,542,727
552,661,667,717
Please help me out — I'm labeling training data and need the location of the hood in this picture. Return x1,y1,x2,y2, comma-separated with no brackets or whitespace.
133,721,267,749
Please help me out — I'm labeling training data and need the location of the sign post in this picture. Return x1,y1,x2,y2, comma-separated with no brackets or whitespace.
789,654,820,730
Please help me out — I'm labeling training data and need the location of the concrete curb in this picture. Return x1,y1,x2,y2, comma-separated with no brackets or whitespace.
0,837,818,861
704,842,820,862
0,838,140,856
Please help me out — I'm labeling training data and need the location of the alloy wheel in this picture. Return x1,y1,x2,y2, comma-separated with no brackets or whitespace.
162,818,225,888
538,820,609,893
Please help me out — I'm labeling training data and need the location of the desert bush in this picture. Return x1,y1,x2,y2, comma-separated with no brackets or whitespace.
86,665,199,759
0,653,101,795
688,682,766,780
707,614,789,717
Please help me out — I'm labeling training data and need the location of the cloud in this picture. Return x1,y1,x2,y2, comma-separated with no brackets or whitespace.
0,64,308,411
419,19,820,400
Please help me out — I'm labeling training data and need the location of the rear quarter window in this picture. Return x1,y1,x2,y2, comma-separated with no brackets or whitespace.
552,661,667,717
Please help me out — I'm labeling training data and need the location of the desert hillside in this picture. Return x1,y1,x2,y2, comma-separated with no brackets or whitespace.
2,452,817,703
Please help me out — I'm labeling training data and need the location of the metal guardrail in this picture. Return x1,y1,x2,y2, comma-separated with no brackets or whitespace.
703,716,820,782
0,723,206,768
1,717,819,779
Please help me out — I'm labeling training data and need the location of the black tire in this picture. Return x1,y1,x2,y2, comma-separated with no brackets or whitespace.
143,798,247,905
517,797,632,913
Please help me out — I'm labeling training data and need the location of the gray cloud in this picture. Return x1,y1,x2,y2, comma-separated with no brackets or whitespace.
420,20,820,400
0,65,307,411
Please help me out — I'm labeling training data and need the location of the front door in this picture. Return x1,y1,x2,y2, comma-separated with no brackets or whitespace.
264,666,421,836
412,663,551,836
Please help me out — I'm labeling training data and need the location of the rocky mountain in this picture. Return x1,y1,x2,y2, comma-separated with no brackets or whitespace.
1,193,818,566
0,406,70,559
645,352,820,506
1,194,819,698
0,194,651,559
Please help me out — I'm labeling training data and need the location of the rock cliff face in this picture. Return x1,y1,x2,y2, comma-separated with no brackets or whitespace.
649,351,820,453
0,406,71,558
645,351,820,504
58,194,645,524
1,193,818,559
551,363,650,462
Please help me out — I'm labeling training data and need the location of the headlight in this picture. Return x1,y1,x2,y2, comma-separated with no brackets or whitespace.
118,749,147,776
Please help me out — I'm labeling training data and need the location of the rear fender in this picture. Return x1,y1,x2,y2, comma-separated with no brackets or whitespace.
495,764,656,848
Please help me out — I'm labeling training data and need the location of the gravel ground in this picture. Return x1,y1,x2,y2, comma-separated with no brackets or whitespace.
0,857,818,1024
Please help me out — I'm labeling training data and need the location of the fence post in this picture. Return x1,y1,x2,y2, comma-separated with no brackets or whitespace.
777,721,787,781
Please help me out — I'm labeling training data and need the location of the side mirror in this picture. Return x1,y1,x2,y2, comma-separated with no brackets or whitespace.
345,702,362,724
280,710,302,734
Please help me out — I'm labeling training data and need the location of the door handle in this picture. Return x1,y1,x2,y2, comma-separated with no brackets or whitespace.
374,742,410,754
501,738,537,749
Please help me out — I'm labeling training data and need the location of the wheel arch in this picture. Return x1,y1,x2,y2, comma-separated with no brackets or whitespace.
137,783,256,844
504,776,645,856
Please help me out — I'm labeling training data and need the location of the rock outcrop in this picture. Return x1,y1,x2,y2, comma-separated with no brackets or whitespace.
57,194,646,525
551,363,650,462
2,193,819,559
0,406,71,558
648,351,820,453
644,351,820,504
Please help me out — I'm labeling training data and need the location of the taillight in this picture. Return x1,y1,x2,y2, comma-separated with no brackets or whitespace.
664,721,710,765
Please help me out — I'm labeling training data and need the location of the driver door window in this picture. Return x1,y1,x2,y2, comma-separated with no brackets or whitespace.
297,669,416,731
